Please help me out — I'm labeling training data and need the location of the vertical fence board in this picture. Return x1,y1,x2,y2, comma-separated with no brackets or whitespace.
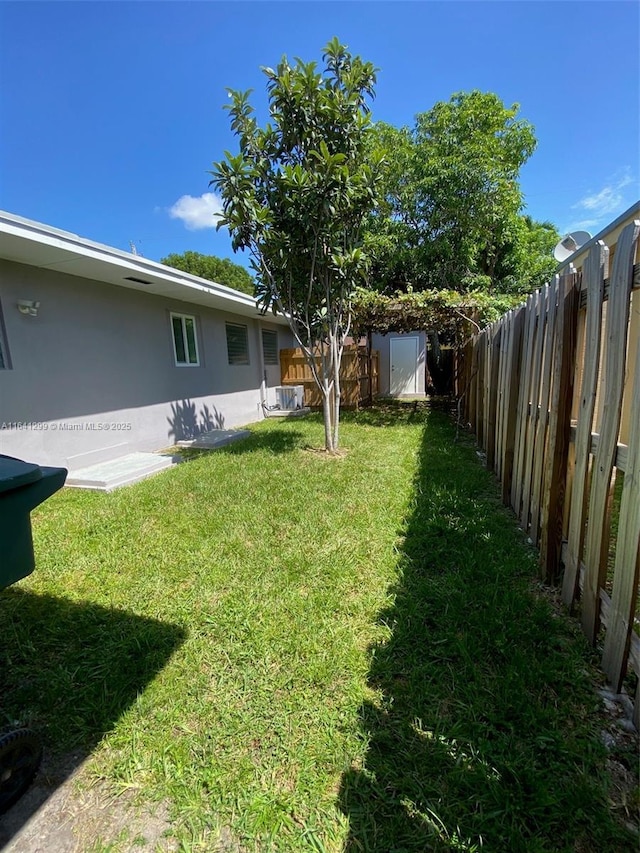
562,301,588,552
582,221,640,643
620,289,640,444
486,327,494,452
540,272,578,583
486,325,502,469
521,285,549,532
501,307,525,505
460,340,471,423
495,315,510,478
562,243,608,606
498,315,512,476
601,331,640,689
463,340,473,423
530,277,560,545
482,328,491,452
512,293,538,514
455,344,466,417
469,338,478,431
476,332,486,447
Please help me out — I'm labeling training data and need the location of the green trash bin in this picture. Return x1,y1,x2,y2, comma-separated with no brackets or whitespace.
0,454,67,590
0,455,67,814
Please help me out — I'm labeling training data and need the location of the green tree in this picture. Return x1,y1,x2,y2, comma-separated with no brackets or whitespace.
210,38,381,452
368,91,551,295
494,215,560,295
160,251,255,296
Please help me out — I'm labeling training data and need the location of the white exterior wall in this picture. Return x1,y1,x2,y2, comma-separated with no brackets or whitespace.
0,260,292,469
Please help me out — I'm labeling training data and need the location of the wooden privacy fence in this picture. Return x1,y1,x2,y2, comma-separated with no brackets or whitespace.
456,219,640,726
280,344,379,408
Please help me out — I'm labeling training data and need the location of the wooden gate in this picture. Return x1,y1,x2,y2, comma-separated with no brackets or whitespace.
280,345,379,408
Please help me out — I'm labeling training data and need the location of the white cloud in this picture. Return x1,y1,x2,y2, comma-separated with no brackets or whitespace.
578,187,624,216
561,218,601,234
572,170,636,219
560,169,637,236
168,192,223,230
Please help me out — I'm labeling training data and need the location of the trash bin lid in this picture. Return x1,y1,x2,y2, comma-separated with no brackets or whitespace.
0,455,43,493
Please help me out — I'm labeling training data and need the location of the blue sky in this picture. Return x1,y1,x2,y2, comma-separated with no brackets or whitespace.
0,1,638,267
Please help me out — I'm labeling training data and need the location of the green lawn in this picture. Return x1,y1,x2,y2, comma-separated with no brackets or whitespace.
0,404,635,851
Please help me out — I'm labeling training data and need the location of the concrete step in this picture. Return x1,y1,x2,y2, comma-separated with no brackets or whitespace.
175,428,251,449
66,452,177,492
263,408,311,418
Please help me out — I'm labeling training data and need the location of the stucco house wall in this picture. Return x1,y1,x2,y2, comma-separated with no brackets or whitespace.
0,214,292,470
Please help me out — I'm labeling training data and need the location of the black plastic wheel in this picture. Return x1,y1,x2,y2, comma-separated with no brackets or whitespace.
0,729,43,814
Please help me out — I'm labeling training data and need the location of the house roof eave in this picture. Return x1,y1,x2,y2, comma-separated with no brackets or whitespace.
0,210,290,326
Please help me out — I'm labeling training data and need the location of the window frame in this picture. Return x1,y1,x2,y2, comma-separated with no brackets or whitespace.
226,322,250,366
0,299,11,370
261,329,279,366
170,312,200,367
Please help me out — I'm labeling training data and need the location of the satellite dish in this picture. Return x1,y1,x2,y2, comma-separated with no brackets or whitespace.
553,230,592,262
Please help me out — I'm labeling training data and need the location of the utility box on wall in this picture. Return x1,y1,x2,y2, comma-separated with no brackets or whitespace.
275,385,305,410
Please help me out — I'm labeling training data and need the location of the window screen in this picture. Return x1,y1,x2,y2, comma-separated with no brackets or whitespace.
0,301,9,369
261,329,278,365
226,323,249,365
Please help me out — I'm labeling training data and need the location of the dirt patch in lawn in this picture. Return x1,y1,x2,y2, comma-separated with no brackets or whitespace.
0,750,177,853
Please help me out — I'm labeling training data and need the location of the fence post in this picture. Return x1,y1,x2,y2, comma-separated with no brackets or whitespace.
539,270,578,584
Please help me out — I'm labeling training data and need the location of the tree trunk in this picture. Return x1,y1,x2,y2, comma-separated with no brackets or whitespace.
367,328,373,405
298,332,346,454
331,331,341,450
322,383,335,452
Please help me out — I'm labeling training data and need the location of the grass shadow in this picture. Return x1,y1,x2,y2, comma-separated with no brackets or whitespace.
0,589,185,843
341,399,455,429
338,408,633,852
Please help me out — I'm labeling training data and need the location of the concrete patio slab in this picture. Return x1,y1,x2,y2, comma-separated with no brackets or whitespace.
263,408,311,418
66,452,178,493
175,428,251,449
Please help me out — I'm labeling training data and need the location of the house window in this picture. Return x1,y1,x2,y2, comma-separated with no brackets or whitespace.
261,329,278,366
0,301,10,369
226,323,249,365
171,313,199,366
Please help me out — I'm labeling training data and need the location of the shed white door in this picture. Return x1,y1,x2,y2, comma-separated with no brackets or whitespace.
390,336,418,395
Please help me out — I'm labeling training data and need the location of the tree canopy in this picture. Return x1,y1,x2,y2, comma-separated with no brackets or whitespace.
365,91,558,299
210,38,381,451
207,48,561,400
160,251,255,296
